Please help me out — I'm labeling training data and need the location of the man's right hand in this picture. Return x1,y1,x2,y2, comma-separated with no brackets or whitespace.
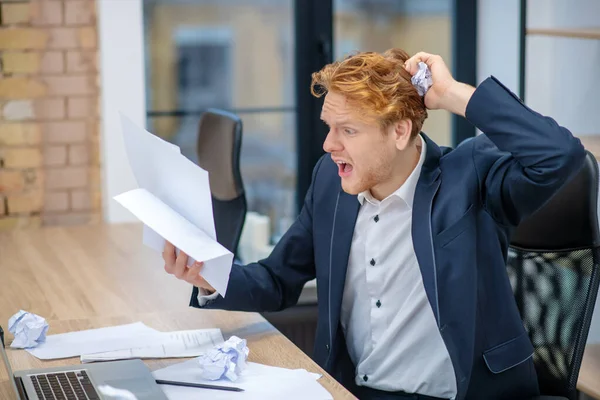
163,241,216,294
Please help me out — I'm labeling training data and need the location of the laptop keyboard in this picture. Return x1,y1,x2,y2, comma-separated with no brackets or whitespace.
29,370,99,400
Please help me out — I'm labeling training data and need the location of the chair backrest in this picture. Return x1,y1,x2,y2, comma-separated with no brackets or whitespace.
196,108,247,255
507,150,600,399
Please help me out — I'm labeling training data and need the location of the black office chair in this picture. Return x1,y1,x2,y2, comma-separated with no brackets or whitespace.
195,108,247,256
193,109,319,355
507,150,600,400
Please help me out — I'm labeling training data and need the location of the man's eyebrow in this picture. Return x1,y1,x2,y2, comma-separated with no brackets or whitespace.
335,118,354,125
320,117,355,126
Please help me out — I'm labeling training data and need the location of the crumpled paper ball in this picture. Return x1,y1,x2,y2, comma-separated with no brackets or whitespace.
197,335,249,381
8,310,49,349
411,61,433,97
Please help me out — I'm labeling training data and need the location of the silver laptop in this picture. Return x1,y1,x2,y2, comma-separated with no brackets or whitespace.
1,335,167,400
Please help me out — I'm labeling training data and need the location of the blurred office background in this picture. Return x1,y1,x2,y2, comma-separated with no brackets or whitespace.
142,0,455,243
0,0,599,354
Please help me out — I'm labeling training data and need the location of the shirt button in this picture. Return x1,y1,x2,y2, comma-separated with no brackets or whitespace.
376,300,381,308
370,258,375,266
374,215,379,223
363,374,368,382
325,344,330,352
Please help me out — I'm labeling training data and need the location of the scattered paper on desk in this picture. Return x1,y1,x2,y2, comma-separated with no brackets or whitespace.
153,359,332,400
26,322,160,360
197,335,248,381
81,328,224,363
115,113,234,296
8,310,49,349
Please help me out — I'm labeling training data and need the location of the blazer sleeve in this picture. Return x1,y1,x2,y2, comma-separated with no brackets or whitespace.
188,155,324,312
466,76,586,227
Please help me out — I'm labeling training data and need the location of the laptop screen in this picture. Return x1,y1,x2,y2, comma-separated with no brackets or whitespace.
0,329,22,400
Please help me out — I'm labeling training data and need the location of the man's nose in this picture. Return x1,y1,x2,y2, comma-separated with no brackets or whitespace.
323,130,341,153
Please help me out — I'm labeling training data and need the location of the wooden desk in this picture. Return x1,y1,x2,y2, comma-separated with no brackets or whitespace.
0,224,355,399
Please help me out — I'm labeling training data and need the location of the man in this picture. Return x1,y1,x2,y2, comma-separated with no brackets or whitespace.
163,49,585,400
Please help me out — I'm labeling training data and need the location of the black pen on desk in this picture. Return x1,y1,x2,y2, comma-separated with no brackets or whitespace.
155,379,244,392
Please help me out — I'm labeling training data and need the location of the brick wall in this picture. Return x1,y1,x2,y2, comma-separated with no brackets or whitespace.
0,0,101,230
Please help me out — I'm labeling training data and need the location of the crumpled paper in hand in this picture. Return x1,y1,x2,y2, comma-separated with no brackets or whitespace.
8,310,49,349
411,61,433,97
197,335,249,381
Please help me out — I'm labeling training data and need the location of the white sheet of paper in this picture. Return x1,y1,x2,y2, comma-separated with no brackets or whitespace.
153,359,331,400
114,189,233,294
118,116,186,253
116,113,234,295
80,328,224,363
26,322,160,360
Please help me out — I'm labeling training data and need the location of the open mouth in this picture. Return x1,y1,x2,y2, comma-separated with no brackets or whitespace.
336,161,354,177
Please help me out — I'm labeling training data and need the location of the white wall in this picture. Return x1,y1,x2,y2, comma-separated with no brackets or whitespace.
475,0,520,138
97,0,146,223
525,0,600,136
478,0,600,344
476,0,521,92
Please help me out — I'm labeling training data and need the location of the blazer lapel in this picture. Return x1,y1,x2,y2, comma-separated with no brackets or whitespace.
325,133,442,341
328,189,360,341
412,133,443,326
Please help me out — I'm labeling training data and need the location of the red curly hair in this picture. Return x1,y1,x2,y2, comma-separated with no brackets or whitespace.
310,48,427,138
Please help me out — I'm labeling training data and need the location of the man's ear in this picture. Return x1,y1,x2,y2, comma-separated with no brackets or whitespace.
394,119,413,151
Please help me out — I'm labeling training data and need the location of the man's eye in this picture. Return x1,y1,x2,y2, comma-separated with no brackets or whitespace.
344,128,355,135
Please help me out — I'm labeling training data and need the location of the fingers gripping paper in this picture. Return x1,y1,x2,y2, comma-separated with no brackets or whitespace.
113,113,234,296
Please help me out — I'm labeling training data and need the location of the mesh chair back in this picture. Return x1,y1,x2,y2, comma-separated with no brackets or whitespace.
507,151,600,399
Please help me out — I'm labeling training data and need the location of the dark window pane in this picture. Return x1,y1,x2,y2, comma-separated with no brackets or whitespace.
143,1,296,242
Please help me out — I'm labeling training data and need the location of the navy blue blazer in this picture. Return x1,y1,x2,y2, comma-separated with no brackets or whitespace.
191,76,586,399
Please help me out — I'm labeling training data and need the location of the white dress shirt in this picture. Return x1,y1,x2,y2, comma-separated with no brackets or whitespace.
340,135,457,398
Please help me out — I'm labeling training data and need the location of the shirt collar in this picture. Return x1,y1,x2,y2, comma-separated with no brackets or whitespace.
357,134,427,209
